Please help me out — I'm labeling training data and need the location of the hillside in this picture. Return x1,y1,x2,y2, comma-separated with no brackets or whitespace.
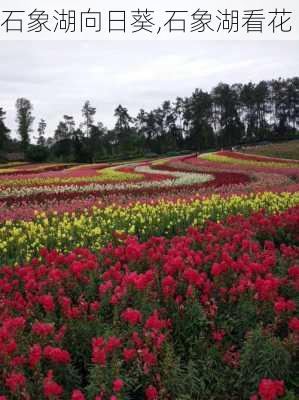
242,140,299,160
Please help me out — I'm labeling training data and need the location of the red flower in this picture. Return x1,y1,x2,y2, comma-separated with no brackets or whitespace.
10,355,26,367
212,330,225,342
5,339,17,355
141,347,157,366
92,348,106,366
255,277,281,301
288,265,299,278
288,317,299,331
145,311,167,331
183,268,205,287
32,321,54,336
5,372,26,393
29,344,42,368
123,348,136,362
44,345,71,364
258,378,285,400
211,262,225,277
43,370,63,398
145,385,158,400
90,301,101,313
274,297,296,314
71,389,86,400
105,336,121,353
162,275,176,297
39,294,55,312
121,308,142,326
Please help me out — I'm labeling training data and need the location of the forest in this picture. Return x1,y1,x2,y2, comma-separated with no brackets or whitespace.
0,76,298,162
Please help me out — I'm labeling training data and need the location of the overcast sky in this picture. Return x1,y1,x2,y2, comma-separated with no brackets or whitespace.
1,40,298,139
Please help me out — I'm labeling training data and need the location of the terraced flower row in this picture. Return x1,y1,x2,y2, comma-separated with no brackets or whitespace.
0,206,298,399
0,170,249,223
1,152,298,211
1,191,299,266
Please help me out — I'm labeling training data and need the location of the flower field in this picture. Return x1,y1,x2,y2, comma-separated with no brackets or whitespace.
0,152,299,399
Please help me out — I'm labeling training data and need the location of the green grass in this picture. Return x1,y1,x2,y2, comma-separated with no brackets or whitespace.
242,140,299,160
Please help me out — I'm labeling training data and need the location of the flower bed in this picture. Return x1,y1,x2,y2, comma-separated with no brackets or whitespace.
0,207,298,399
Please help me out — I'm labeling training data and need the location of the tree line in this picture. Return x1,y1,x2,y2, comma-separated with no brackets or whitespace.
0,76,298,162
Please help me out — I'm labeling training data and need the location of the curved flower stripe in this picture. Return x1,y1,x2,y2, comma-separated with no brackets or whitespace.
0,168,141,188
0,165,213,199
221,150,299,165
135,165,213,186
200,152,299,169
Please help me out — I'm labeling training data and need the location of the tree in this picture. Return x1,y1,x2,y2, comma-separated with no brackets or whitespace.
54,121,69,142
16,98,34,149
54,115,75,142
271,78,291,137
174,97,187,143
53,116,76,160
3,75,298,161
114,105,134,152
285,77,299,131
212,83,244,147
64,115,76,138
136,109,156,152
82,101,96,137
240,82,257,141
0,107,10,151
88,122,108,159
185,89,215,151
37,119,47,146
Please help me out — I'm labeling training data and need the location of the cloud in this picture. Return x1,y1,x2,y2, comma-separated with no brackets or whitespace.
115,55,256,84
0,40,298,139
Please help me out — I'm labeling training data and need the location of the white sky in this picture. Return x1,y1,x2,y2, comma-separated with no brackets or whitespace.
1,40,298,140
